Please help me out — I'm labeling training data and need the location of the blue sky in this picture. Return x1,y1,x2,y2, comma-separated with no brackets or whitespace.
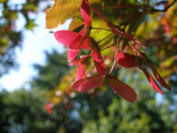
0,2,71,91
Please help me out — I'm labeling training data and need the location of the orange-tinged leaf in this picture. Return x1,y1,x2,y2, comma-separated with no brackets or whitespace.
46,0,100,29
69,18,84,31
46,0,81,29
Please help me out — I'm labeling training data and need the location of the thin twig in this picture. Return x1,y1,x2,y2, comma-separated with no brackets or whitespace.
91,27,112,31
109,37,122,73
129,42,142,57
101,43,116,50
97,33,113,43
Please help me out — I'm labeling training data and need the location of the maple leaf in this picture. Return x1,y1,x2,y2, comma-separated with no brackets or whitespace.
46,0,81,29
69,18,84,31
46,0,100,29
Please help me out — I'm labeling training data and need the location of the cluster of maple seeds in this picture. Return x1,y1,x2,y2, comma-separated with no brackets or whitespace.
54,0,171,102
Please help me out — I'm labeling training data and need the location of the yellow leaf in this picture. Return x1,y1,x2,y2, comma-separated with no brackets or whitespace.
52,96,62,104
158,69,172,77
46,0,81,29
160,56,175,67
46,0,101,29
69,18,84,31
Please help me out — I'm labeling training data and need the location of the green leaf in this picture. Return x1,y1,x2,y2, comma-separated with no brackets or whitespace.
128,14,145,34
25,20,36,30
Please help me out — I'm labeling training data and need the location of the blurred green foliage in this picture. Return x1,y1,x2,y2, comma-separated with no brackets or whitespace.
31,50,69,91
0,89,63,133
1,50,177,133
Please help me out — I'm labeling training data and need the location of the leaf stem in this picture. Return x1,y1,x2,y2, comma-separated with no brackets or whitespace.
97,33,113,43
109,37,122,73
91,27,111,31
101,43,116,50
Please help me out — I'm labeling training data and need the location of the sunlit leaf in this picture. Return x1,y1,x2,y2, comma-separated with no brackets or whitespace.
46,0,100,29
69,18,84,31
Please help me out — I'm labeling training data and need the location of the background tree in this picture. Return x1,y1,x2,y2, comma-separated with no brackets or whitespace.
0,48,176,133
31,50,69,91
